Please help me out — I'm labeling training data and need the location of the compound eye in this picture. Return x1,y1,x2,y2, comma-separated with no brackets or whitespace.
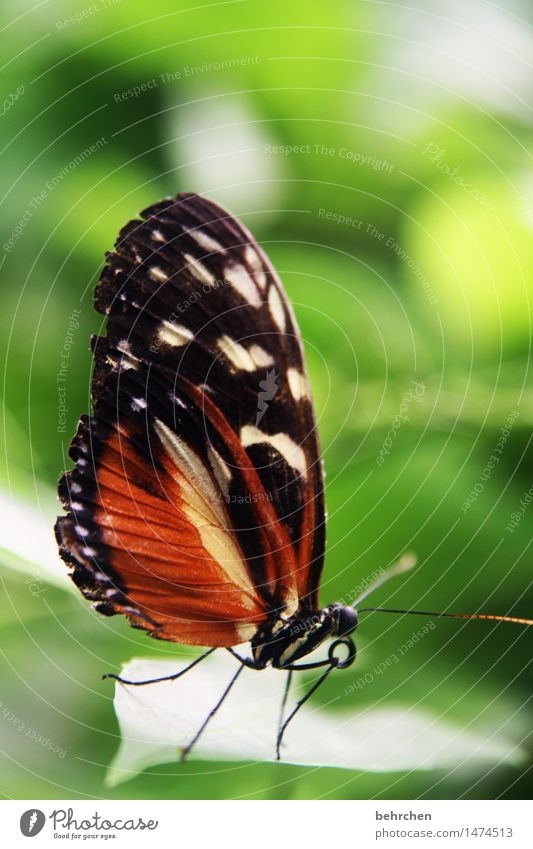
336,606,358,636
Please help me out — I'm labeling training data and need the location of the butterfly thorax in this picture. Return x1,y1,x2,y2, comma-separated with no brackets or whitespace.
251,603,358,669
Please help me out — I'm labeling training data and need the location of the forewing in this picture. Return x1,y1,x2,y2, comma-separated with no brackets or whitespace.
56,193,325,646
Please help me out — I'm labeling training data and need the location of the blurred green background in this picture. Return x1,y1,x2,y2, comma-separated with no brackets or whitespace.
1,0,532,800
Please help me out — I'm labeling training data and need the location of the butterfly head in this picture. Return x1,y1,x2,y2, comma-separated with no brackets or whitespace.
329,604,359,637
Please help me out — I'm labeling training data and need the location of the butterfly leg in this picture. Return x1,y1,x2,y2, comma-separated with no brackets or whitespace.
275,638,356,759
180,663,245,762
275,663,336,761
225,646,263,669
275,669,293,758
102,647,216,686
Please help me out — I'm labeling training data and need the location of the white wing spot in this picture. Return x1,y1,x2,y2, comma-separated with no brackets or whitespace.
116,340,140,370
131,397,147,411
217,336,255,371
152,229,165,243
170,394,188,410
217,336,273,372
268,285,286,332
148,266,168,283
245,246,267,289
287,368,309,401
249,345,274,367
184,253,215,286
188,229,225,254
225,263,262,306
157,321,194,347
240,425,307,479
93,571,109,583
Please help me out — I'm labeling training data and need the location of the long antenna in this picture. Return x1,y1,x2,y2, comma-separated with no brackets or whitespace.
351,552,417,608
351,553,533,626
358,608,533,626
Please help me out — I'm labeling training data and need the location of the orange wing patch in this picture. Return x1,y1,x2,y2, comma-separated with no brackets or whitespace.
91,424,268,646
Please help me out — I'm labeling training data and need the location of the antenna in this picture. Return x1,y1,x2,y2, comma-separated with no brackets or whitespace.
357,607,533,626
351,553,533,627
351,552,417,608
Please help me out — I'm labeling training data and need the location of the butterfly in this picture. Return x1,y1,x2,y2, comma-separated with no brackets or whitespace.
56,192,533,761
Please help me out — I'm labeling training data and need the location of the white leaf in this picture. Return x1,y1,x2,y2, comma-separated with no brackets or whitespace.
106,652,524,786
0,489,73,592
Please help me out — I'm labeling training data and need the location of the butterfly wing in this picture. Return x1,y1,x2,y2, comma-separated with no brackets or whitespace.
56,193,325,646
